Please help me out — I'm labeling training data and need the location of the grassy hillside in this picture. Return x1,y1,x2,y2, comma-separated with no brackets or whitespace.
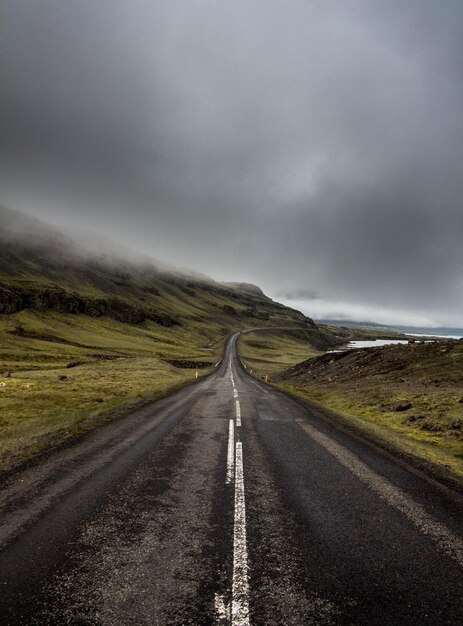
272,340,463,477
0,207,332,471
237,328,339,378
236,322,413,381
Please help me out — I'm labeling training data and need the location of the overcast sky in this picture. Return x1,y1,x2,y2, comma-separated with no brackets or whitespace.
1,1,463,326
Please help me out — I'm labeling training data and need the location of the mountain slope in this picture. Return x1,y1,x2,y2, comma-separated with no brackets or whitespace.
0,206,317,331
0,207,337,470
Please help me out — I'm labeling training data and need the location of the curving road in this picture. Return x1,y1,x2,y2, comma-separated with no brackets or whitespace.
1,332,463,625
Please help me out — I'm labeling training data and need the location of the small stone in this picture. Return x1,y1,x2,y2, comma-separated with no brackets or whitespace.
451,419,462,430
403,414,426,424
420,421,442,432
394,401,413,412
58,375,69,381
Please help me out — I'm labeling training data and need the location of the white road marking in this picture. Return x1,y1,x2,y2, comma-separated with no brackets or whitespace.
214,593,230,622
297,419,463,567
226,419,235,485
231,442,250,625
233,389,238,398
235,400,241,427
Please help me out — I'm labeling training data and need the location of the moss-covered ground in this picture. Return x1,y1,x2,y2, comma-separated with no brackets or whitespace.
0,310,226,470
238,329,323,377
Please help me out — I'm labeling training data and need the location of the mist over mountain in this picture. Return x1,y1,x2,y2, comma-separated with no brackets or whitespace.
0,205,167,273
0,206,343,349
2,2,463,326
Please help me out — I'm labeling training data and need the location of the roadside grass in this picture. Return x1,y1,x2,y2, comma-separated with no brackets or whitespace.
238,329,322,377
0,311,223,470
278,384,463,478
239,332,463,479
0,358,199,470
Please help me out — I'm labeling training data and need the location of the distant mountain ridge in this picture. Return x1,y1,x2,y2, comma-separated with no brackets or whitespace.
319,318,463,338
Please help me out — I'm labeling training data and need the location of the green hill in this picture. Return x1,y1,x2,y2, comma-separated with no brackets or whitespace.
0,206,319,331
0,207,333,470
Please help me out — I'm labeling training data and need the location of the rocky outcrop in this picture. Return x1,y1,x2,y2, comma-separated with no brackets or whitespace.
0,285,178,326
164,359,213,369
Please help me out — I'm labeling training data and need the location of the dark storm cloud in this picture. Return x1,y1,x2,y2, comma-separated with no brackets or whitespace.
1,1,463,324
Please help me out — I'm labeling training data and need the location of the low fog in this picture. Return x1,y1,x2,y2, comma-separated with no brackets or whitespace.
1,1,463,326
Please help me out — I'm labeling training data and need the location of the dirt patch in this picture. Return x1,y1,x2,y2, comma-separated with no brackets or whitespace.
164,359,213,369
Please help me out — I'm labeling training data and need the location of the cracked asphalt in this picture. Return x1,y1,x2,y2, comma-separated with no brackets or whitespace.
1,332,463,625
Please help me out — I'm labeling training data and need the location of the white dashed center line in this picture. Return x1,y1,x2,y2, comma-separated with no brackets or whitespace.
231,441,250,625
235,400,241,428
226,419,235,485
216,365,250,623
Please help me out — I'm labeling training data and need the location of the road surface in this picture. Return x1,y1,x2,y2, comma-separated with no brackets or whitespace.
1,331,463,625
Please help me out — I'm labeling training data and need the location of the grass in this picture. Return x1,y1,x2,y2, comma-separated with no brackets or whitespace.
0,310,224,470
238,329,323,376
239,331,463,479
0,358,199,468
280,385,463,476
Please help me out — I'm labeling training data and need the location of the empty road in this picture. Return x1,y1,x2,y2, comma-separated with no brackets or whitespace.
1,331,463,625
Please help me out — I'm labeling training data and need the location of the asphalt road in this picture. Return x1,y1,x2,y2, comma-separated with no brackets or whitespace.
1,332,463,625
